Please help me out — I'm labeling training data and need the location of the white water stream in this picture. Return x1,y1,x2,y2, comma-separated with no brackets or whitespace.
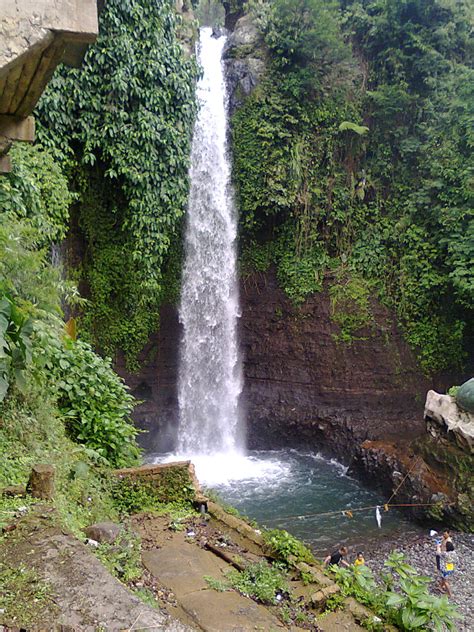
177,28,244,458
159,29,286,485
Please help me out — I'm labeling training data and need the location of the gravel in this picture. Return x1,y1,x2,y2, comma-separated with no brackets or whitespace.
365,531,473,631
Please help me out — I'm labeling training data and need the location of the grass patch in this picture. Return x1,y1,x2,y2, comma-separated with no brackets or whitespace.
133,587,159,609
204,575,229,592
226,561,288,604
0,386,120,539
0,563,58,626
94,530,142,583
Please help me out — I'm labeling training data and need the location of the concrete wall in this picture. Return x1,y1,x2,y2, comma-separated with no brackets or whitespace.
1,0,98,70
0,0,98,170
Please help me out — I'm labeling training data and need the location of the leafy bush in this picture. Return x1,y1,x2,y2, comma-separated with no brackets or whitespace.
332,551,461,631
227,561,288,604
37,332,139,468
0,295,33,402
0,143,75,244
0,138,139,538
263,528,314,565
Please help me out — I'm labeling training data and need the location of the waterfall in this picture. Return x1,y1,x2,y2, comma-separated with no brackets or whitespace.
177,27,243,456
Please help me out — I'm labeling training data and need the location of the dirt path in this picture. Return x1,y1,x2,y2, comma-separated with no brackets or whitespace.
142,541,287,631
1,506,371,632
0,508,190,631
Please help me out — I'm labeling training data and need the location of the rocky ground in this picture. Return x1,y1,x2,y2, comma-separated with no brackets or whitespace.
367,531,473,631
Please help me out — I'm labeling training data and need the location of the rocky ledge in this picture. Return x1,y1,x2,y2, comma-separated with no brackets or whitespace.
424,389,474,453
350,390,474,530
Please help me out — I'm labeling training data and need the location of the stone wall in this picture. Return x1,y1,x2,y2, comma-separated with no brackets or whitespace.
115,460,201,502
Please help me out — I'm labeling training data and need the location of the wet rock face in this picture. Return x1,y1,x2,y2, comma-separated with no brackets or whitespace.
117,270,464,469
115,304,181,454
223,14,266,115
239,269,431,460
119,270,436,459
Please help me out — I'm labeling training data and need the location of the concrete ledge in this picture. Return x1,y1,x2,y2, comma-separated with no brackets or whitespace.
310,583,340,611
295,561,334,588
0,115,35,141
206,500,265,548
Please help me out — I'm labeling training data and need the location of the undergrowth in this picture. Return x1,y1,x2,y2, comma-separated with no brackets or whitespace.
0,386,119,538
263,528,315,566
95,530,142,583
331,551,461,631
226,561,288,604
111,478,196,518
0,562,58,626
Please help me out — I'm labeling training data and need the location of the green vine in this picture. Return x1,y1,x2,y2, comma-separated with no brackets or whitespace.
36,0,198,367
233,0,473,375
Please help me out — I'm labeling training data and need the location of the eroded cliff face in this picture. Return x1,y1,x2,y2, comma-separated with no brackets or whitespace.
116,305,180,453
240,268,431,458
118,269,437,458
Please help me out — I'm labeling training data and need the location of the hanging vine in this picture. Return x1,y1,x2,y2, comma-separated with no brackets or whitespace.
36,0,199,367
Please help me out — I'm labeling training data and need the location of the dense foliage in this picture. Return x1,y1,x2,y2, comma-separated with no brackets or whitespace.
0,143,140,537
233,0,473,374
332,551,460,631
37,0,198,367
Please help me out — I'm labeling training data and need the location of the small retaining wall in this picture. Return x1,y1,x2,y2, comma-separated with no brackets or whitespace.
114,460,202,503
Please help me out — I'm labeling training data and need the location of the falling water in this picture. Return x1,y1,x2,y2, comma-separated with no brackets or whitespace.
177,28,243,456
152,30,419,551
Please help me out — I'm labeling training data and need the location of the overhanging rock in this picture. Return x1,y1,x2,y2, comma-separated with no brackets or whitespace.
424,389,474,454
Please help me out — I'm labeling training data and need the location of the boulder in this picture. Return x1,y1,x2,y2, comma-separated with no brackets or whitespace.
456,378,474,414
84,521,123,544
223,14,266,114
424,390,474,453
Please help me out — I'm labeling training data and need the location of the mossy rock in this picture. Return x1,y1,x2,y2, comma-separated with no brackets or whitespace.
456,378,474,413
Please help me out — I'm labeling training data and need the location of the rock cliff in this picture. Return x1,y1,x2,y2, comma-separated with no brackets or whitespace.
240,269,432,458
118,268,441,458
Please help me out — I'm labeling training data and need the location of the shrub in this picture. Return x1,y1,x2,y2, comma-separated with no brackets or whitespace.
227,561,288,604
36,329,139,468
332,551,461,631
263,528,314,565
